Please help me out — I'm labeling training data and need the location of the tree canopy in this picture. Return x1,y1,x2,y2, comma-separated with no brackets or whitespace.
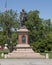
0,9,52,52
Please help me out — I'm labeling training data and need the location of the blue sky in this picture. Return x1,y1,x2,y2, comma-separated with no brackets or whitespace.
0,0,52,21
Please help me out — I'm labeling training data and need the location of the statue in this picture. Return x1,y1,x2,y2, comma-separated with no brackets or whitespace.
20,9,27,27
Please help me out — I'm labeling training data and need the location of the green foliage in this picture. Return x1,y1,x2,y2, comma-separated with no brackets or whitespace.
30,36,52,53
25,10,46,43
0,31,4,46
0,9,52,53
25,10,52,52
40,52,52,59
0,49,10,54
12,32,17,46
49,52,52,59
0,9,19,50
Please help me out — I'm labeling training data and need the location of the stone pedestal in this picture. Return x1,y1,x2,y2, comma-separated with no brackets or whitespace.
6,27,45,59
17,27,29,44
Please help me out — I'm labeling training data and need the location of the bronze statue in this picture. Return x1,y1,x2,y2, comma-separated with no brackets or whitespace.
20,9,27,27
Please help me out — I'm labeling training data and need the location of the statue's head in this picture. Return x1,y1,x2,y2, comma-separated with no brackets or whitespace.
22,9,25,12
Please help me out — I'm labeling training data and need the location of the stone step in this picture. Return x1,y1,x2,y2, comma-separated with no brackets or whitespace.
7,52,45,59
16,48,33,51
7,54,45,59
13,50,34,53
6,44,45,59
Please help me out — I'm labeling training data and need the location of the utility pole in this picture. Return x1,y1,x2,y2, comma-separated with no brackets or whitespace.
4,0,8,47
5,0,7,12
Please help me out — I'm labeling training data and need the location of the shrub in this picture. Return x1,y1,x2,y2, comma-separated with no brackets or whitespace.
0,49,10,54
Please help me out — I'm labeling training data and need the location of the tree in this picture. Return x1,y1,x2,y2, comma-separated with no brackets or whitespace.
25,10,44,43
0,9,52,53
0,9,19,50
25,10,52,52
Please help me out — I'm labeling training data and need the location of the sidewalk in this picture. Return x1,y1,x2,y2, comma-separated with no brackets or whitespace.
0,59,52,65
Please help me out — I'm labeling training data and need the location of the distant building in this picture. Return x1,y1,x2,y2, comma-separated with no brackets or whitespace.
0,24,3,31
0,27,3,31
0,24,18,32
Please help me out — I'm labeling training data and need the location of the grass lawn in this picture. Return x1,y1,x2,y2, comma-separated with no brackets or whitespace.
48,52,52,59
40,52,52,59
0,49,10,59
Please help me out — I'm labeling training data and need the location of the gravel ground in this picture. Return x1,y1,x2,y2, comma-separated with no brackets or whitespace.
0,59,52,65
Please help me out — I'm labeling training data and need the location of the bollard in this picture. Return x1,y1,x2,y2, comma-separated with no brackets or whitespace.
46,53,49,59
1,53,4,57
4,54,7,59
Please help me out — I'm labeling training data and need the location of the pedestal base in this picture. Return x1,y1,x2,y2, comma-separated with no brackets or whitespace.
6,44,45,59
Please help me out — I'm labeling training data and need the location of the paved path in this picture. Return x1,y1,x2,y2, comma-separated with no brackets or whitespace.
0,59,52,65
